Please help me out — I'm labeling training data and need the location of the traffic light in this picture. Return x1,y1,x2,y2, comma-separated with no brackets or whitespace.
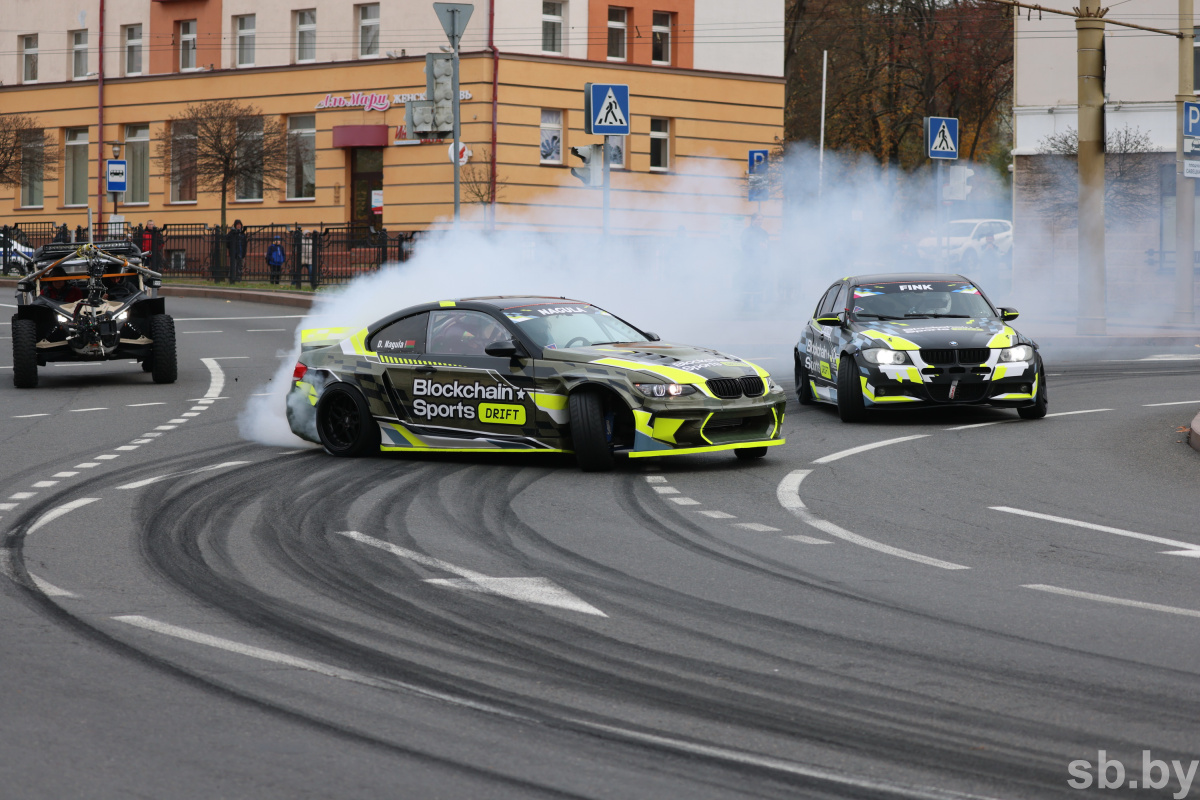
405,100,435,137
570,145,603,187
425,53,455,136
945,165,975,201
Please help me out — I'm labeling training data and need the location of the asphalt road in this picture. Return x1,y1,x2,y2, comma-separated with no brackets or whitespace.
2,296,1200,799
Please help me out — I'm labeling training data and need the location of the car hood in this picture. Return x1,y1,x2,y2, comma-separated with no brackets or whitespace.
538,341,768,381
850,317,1026,349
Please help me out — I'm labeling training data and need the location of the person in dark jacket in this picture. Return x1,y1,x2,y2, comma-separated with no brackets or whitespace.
226,219,247,284
266,235,286,285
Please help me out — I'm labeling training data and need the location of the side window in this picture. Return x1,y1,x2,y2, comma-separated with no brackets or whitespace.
428,310,508,356
832,282,848,312
370,312,428,354
813,286,835,318
817,283,842,316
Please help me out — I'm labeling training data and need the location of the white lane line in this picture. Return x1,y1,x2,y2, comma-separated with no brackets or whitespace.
140,433,162,438
27,498,101,535
189,406,207,411
1139,354,1200,361
29,574,79,598
95,454,119,460
944,421,1011,431
12,413,49,418
127,402,165,407
180,330,223,334
732,522,781,532
645,476,668,484
1045,408,1111,417
653,486,680,495
115,445,139,451
1024,584,1200,619
70,407,108,412
246,329,286,332
339,530,607,616
116,461,252,490
130,439,153,444
812,435,930,464
31,481,58,488
154,425,177,431
181,413,200,417
73,463,99,469
167,418,188,424
1144,400,1200,407
52,472,79,478
786,534,833,544
9,492,36,500
0,503,17,511
669,497,700,506
697,510,736,519
778,470,970,570
176,315,305,321
200,358,226,400
990,506,1200,553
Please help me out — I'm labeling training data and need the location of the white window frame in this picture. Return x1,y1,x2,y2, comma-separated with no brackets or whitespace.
540,109,563,165
358,4,380,58
180,20,198,71
124,124,150,205
541,2,564,55
236,15,256,67
22,34,38,84
64,128,89,206
651,11,671,65
124,25,142,76
72,30,89,80
649,118,670,172
607,8,627,61
296,9,317,63
287,115,317,200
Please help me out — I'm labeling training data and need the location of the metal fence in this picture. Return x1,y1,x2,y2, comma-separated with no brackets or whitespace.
1,221,415,288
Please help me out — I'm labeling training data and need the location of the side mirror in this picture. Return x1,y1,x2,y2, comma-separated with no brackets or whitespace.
814,313,844,328
643,331,661,342
998,307,1019,322
484,338,527,358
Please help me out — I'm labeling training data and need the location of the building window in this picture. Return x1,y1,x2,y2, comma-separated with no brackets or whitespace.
652,12,671,64
236,117,264,201
21,35,38,83
540,109,563,164
607,137,624,170
72,30,88,79
359,4,380,58
542,2,563,54
65,128,89,206
607,8,627,60
649,118,670,171
124,25,142,75
21,131,44,207
180,20,197,71
287,115,316,199
296,9,317,62
125,124,150,204
170,121,197,202
236,15,255,67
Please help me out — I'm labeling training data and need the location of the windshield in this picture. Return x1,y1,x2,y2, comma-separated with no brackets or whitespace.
501,303,647,350
942,222,978,238
850,281,996,320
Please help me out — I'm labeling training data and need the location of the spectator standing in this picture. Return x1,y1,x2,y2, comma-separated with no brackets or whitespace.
266,235,286,285
226,219,247,284
140,220,163,271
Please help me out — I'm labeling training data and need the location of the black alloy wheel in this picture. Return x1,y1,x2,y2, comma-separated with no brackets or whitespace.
836,353,867,423
1017,363,1049,420
795,353,814,405
569,389,616,472
317,384,380,457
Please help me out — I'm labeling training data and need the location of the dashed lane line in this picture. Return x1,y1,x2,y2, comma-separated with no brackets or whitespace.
653,486,680,495
117,462,253,491
1144,400,1200,407
811,435,930,465
786,535,832,545
1044,409,1111,417
732,523,780,532
1024,585,1200,619
778,470,970,570
697,510,736,519
989,506,1200,555
669,497,701,506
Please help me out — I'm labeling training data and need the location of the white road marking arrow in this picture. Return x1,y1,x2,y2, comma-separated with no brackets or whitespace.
338,530,607,616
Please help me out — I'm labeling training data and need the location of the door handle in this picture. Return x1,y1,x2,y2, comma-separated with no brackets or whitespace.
415,365,437,374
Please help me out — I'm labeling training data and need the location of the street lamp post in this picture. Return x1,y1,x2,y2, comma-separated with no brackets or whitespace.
109,142,121,237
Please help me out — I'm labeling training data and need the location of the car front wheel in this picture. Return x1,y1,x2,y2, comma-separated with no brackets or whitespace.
795,354,815,405
1018,367,1048,420
569,389,615,472
836,354,867,423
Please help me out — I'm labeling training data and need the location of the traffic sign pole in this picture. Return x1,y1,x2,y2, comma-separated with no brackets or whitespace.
1175,5,1197,324
433,3,474,225
603,136,611,236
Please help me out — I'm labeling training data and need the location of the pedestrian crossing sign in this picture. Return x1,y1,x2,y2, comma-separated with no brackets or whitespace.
585,83,631,136
926,117,959,160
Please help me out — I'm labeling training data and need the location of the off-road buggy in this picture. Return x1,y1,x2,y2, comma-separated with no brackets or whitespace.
11,238,176,388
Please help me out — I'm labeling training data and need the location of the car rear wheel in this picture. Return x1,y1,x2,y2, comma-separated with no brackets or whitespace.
735,446,768,460
569,389,615,472
836,354,866,423
12,317,38,388
149,314,177,384
317,384,380,457
1017,368,1048,420
795,354,815,405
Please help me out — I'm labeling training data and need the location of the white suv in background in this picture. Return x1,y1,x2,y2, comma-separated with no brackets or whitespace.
917,219,1013,268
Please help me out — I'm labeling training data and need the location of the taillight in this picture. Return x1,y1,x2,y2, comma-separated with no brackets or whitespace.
292,362,308,381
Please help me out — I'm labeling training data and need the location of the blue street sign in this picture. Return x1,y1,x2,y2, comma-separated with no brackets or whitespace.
585,83,630,136
748,149,769,175
925,117,959,160
106,159,128,193
1185,101,1200,138
748,149,769,201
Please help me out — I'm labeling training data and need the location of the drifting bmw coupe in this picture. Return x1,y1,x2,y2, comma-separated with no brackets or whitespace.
288,297,787,470
794,274,1046,422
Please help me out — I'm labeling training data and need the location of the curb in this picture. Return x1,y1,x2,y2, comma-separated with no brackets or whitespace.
1191,412,1200,455
1,278,316,310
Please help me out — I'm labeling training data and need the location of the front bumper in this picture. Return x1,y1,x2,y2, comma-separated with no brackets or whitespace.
857,359,1040,408
624,392,788,457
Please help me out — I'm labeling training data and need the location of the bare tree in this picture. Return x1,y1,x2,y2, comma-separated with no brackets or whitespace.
154,99,289,249
0,114,58,192
1032,124,1158,226
460,146,507,229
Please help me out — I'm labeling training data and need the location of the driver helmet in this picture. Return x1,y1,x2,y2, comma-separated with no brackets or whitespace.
914,292,953,315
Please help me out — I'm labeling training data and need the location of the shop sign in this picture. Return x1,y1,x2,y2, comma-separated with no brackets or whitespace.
393,125,445,146
315,89,473,112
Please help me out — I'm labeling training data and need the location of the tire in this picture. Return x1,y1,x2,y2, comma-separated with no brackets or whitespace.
569,389,615,472
142,357,154,373
1017,365,1048,420
316,384,381,457
836,354,867,423
12,317,38,388
795,354,815,405
149,314,177,384
735,446,768,460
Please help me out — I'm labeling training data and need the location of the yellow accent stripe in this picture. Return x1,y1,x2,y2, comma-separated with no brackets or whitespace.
439,300,457,307
859,329,920,350
651,417,687,444
301,326,352,343
592,358,714,395
532,392,568,410
986,326,1016,348
698,412,715,444
627,440,785,458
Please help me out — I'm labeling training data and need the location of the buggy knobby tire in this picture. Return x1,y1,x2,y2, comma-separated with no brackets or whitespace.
12,317,38,388
569,389,615,472
149,314,177,384
836,353,867,423
316,384,380,457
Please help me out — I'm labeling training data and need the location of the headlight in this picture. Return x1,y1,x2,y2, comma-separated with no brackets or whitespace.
767,377,780,391
115,311,129,321
57,314,70,323
861,348,909,365
998,344,1034,362
635,383,697,398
